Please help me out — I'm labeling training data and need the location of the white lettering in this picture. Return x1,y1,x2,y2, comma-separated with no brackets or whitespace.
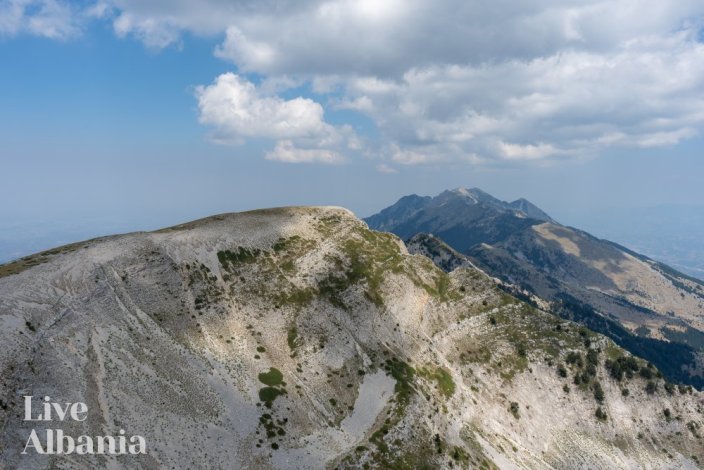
22,429,44,454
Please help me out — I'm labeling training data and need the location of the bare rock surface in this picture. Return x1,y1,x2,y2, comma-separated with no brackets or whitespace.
0,207,702,469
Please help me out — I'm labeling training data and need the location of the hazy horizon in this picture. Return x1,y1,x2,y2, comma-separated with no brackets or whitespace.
2,185,703,280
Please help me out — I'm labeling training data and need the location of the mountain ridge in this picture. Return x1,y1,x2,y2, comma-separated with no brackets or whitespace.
1,206,702,468
365,189,704,389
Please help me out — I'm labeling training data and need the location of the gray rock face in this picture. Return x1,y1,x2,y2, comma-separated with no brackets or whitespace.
0,207,702,469
406,233,476,273
366,189,704,389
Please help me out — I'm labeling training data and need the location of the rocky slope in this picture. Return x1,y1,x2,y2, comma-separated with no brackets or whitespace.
0,207,702,469
365,189,704,388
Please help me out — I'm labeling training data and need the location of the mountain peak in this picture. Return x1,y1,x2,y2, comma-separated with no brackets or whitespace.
508,197,554,223
426,187,553,222
446,187,495,201
437,187,502,206
365,187,553,252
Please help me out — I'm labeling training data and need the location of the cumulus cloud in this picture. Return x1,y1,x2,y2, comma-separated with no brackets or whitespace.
339,29,704,163
99,0,704,164
0,0,84,39
209,0,704,76
195,73,354,163
196,73,333,142
6,0,704,164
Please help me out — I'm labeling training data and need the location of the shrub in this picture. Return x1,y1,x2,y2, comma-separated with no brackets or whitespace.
595,407,607,421
509,402,520,419
645,380,657,395
566,352,583,367
605,356,640,381
593,381,605,404
558,365,568,378
586,349,599,366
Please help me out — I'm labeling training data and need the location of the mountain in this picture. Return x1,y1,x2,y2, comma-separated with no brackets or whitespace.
365,188,552,254
1,207,701,468
365,189,704,389
507,197,553,223
405,233,476,273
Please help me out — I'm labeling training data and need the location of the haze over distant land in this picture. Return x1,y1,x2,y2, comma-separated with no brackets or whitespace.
3,198,702,285
562,205,704,280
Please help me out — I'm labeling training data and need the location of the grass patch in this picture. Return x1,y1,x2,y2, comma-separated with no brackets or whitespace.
259,387,285,404
0,242,86,278
275,288,315,309
384,358,416,411
419,366,455,398
287,327,299,351
258,367,284,386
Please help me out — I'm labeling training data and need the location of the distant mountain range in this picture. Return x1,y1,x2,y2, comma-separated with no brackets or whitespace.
366,188,704,388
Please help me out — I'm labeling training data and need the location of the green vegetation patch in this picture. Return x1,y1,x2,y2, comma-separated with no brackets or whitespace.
274,287,315,309
605,355,640,381
0,241,86,278
418,366,456,398
258,412,286,441
384,357,416,409
316,229,403,309
287,327,299,351
258,368,287,408
259,387,285,404
258,367,284,386
322,226,464,310
218,247,263,267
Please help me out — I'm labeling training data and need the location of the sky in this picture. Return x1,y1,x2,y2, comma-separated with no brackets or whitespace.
1,0,704,267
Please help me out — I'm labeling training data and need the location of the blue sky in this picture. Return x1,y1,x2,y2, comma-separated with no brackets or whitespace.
1,1,704,266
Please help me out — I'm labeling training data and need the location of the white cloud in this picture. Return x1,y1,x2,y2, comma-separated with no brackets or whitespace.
0,0,25,35
339,29,704,163
497,142,561,161
195,72,355,163
195,73,338,142
208,0,704,76
113,12,181,49
266,140,343,164
5,0,704,165
0,0,82,39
